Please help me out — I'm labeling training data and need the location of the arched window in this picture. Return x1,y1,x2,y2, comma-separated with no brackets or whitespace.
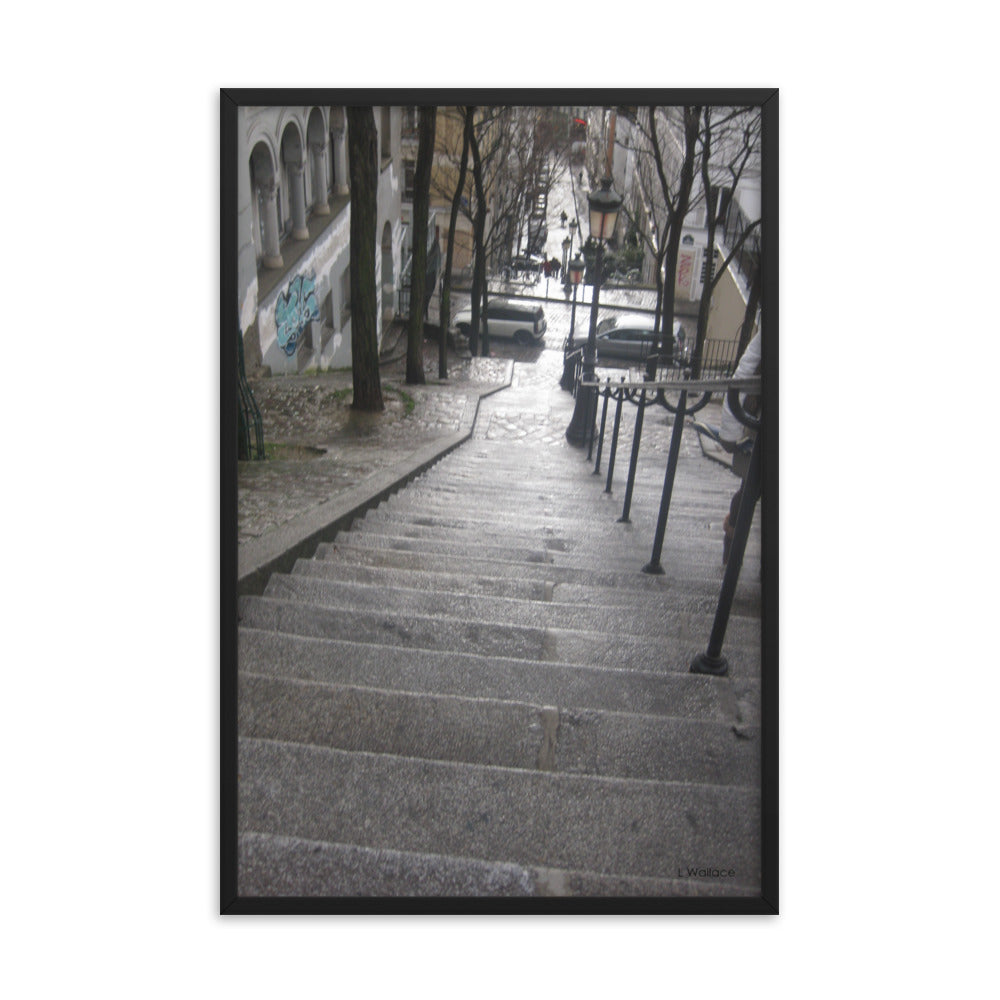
280,122,308,241
307,108,331,215
249,141,282,269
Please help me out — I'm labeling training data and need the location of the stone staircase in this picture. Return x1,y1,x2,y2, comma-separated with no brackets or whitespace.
237,422,762,897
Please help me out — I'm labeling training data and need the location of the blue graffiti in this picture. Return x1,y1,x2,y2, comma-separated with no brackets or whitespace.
275,273,321,356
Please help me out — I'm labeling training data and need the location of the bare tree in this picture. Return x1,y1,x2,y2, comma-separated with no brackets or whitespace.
406,105,436,385
439,107,473,379
692,106,762,375
644,105,702,378
608,106,703,377
468,114,489,356
346,106,384,411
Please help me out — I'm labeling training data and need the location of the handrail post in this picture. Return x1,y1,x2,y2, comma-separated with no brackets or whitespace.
642,389,687,575
690,432,763,676
560,342,577,391
618,388,645,523
604,379,625,492
593,384,610,475
586,384,599,461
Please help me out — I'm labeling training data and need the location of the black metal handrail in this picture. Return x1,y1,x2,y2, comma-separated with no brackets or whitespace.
581,372,762,677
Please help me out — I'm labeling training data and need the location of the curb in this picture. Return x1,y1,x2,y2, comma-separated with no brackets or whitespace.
237,361,514,596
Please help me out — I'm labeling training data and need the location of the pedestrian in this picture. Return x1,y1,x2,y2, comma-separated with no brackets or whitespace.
719,331,761,564
560,210,568,227
543,259,551,278
550,257,561,281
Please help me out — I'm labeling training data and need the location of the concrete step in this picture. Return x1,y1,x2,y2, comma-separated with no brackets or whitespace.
336,517,759,559
262,571,761,641
239,832,760,898
239,738,761,889
343,519,758,564
289,558,762,619
237,594,762,675
238,628,761,724
239,672,759,785
362,505,734,544
313,539,747,593
363,501,730,534
407,450,729,483
386,478,739,515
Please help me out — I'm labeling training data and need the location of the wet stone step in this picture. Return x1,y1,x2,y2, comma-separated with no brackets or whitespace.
262,572,761,641
237,595,763,674
312,541,752,592
238,833,761,899
288,559,762,619
327,530,760,577
238,628,759,722
239,832,536,897
238,739,762,887
238,673,760,785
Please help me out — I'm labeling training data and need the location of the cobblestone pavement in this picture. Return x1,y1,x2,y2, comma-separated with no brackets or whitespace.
238,341,509,542
238,295,726,544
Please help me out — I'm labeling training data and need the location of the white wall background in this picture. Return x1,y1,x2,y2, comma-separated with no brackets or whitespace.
3,3,997,999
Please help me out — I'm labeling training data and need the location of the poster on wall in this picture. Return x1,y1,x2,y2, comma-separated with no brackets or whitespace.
222,88,777,914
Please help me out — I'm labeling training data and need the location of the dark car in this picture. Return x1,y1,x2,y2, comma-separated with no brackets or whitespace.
595,315,687,364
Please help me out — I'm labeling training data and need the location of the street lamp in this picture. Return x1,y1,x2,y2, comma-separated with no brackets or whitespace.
565,178,621,445
560,255,586,391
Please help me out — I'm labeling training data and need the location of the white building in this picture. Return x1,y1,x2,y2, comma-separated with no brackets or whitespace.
587,105,761,349
236,105,405,376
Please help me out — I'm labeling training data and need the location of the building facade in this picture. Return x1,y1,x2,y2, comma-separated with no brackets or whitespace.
586,106,761,351
236,105,405,376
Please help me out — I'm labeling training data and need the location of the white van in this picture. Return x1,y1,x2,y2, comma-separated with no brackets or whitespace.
450,299,548,346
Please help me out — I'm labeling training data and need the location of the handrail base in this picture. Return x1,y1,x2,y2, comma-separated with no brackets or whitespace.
690,652,729,677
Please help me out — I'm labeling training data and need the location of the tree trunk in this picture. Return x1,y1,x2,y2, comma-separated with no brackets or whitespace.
405,106,436,385
470,119,489,356
440,107,473,378
645,106,700,380
346,106,384,412
695,109,718,379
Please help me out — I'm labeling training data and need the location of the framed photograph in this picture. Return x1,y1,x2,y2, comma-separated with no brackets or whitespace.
222,89,777,913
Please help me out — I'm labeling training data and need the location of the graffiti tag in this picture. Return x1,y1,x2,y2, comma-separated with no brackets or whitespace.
275,273,320,356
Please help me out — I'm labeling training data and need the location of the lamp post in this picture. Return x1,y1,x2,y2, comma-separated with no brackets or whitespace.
567,254,584,348
565,178,621,445
560,255,586,391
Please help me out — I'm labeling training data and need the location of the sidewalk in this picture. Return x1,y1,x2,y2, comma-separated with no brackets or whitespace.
237,335,513,593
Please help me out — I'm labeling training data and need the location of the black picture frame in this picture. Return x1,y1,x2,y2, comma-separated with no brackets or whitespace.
222,88,778,914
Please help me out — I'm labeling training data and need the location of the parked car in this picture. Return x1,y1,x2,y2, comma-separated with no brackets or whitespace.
451,299,548,346
594,314,688,365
